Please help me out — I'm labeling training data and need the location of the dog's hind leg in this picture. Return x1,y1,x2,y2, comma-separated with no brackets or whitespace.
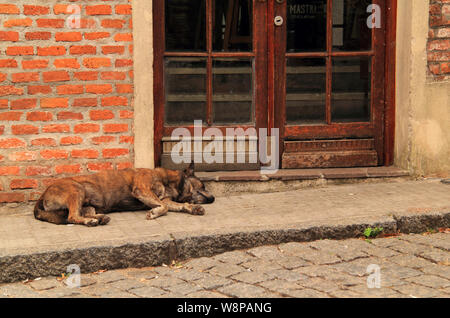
82,206,111,225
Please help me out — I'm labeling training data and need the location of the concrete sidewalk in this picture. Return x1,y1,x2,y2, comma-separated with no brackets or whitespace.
0,179,449,283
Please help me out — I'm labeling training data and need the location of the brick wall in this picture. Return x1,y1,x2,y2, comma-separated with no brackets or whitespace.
428,0,450,79
0,1,134,203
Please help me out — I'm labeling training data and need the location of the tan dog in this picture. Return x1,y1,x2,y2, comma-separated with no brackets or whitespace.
34,163,214,226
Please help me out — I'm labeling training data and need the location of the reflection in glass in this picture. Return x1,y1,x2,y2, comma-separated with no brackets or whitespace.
165,0,206,51
213,0,252,52
213,58,253,124
286,58,326,125
332,0,372,51
287,0,327,52
165,58,207,124
332,57,371,122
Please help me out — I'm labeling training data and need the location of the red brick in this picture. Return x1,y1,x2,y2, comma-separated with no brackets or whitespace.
28,85,51,95
36,19,65,28
0,59,18,68
0,138,25,149
115,4,132,15
57,111,83,120
55,32,82,42
100,71,126,81
116,162,133,170
38,46,66,56
43,71,70,82
4,18,33,28
69,45,96,55
9,151,38,162
104,124,128,134
0,166,21,175
83,57,111,69
115,59,133,67
84,32,110,40
55,164,82,175
0,4,20,14
91,136,115,145
12,125,39,135
24,5,50,15
74,123,100,134
74,71,98,81
60,136,83,145
101,19,125,28
57,84,83,95
0,193,25,203
0,31,19,42
71,149,99,159
90,110,114,121
114,33,133,42
11,98,37,110
119,110,134,119
40,149,69,160
87,162,113,172
10,179,38,189
26,111,53,122
0,73,6,82
26,166,52,176
31,138,56,147
12,72,39,83
116,84,133,94
40,97,69,108
0,85,24,96
0,111,22,121
86,5,112,15
54,59,80,69
119,136,134,144
22,60,49,69
102,46,125,55
53,4,70,15
6,46,34,56
73,98,97,107
86,84,113,94
25,32,52,40
101,96,128,106
102,148,129,158
42,124,70,133
0,100,7,109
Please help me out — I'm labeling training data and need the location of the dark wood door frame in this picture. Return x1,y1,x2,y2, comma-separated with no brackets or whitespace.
153,0,397,168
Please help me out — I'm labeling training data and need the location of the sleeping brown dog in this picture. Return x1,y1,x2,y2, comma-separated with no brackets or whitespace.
34,163,214,226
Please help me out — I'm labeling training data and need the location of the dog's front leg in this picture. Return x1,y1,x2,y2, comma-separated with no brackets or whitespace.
82,206,111,225
132,187,169,220
162,198,205,216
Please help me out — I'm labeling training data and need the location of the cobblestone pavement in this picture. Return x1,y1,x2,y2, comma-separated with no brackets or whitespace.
0,232,449,298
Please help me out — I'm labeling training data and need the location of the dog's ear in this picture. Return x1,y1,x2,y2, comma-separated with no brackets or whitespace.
183,162,195,177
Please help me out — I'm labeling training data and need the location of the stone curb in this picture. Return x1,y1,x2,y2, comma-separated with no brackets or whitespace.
0,211,448,284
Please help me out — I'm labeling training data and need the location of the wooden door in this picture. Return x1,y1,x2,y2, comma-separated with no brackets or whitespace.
153,0,267,169
272,0,387,168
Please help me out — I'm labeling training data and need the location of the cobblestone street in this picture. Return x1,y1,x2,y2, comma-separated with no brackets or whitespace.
1,232,449,298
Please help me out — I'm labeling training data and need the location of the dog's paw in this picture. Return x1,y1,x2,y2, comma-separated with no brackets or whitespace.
85,218,99,227
99,215,111,225
146,211,157,220
191,205,205,216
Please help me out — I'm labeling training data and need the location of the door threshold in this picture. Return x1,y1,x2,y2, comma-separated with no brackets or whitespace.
196,166,409,182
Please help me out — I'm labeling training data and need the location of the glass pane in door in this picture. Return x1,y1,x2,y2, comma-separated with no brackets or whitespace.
331,56,371,122
332,0,373,51
213,58,253,124
287,0,327,52
165,0,206,51
286,58,327,124
165,58,207,124
213,0,253,52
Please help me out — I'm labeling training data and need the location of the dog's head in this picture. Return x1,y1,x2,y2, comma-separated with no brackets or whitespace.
178,163,215,204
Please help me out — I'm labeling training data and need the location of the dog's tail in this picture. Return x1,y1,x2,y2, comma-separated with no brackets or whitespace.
34,198,68,225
